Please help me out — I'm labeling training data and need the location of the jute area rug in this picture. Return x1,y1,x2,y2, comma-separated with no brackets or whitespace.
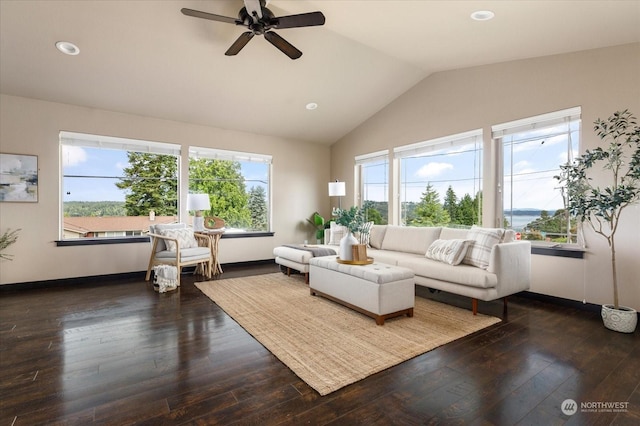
196,273,501,396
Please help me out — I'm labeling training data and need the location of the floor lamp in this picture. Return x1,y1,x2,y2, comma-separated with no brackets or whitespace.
328,180,346,213
187,193,211,232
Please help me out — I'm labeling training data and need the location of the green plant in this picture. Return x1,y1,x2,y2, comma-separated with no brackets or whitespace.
555,110,640,309
0,228,21,261
306,212,325,240
333,206,366,235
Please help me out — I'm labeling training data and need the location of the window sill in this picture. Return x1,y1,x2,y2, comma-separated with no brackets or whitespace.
56,232,275,246
530,243,584,259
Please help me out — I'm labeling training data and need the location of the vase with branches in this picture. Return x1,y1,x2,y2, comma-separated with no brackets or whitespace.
555,109,639,332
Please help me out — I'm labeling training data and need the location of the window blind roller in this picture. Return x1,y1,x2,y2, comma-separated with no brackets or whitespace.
189,147,272,164
355,150,389,165
60,131,181,156
492,106,581,139
393,129,482,159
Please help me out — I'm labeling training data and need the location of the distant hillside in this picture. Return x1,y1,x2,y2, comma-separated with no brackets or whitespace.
64,201,126,217
506,209,556,216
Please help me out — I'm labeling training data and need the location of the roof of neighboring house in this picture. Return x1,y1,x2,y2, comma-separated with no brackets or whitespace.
63,216,178,234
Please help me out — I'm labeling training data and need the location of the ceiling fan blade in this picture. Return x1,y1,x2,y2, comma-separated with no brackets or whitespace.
225,32,254,56
181,8,238,25
264,31,302,59
274,11,325,29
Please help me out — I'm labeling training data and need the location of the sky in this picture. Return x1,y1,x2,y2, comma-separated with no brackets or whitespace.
62,146,269,203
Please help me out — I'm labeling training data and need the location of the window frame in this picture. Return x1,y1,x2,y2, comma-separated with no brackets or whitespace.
394,129,483,228
492,107,581,246
188,146,273,234
59,131,181,244
355,150,390,224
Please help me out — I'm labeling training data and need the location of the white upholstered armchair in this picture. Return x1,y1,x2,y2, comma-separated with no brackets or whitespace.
145,223,213,286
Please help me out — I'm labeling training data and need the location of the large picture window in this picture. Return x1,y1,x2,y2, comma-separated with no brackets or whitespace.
355,150,389,224
493,107,581,243
189,147,271,233
60,132,180,240
395,130,483,228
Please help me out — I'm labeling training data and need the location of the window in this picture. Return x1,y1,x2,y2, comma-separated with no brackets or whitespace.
60,132,180,240
394,130,483,228
493,107,580,243
189,147,271,233
355,150,389,224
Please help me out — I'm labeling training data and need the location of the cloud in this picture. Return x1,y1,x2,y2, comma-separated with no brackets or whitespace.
62,145,87,167
415,162,453,178
513,160,536,174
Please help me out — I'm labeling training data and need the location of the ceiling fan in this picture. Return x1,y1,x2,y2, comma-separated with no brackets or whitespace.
181,0,325,60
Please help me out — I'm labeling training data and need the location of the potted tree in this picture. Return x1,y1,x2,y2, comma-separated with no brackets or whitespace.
556,110,640,333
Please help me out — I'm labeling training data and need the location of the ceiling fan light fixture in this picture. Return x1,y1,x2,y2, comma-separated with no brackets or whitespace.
470,10,495,21
305,102,318,110
55,41,80,55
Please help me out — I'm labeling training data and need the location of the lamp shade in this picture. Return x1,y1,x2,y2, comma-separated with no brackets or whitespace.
187,193,211,212
328,181,346,197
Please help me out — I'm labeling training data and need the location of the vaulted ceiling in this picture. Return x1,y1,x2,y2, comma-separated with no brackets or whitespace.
1,1,639,145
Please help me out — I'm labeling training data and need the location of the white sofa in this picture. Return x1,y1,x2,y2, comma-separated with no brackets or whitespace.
274,224,531,315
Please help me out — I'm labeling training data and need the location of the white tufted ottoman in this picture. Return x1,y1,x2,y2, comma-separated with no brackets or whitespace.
309,256,415,325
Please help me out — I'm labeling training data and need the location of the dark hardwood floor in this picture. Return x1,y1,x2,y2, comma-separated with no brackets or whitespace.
1,263,638,425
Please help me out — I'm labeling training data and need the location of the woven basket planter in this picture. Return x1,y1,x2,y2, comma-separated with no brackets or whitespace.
601,304,637,333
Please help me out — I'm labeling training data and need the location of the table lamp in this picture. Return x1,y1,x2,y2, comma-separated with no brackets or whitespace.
187,193,211,232
328,180,346,211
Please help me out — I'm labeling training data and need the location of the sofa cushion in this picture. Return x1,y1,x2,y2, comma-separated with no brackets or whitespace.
439,227,470,240
463,226,504,269
381,226,441,255
398,257,498,289
502,229,516,243
368,225,387,249
425,239,472,265
160,228,199,251
328,222,348,245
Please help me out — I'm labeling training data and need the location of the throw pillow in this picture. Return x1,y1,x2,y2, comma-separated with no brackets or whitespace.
356,221,374,246
463,226,504,269
328,222,347,246
425,239,472,265
160,228,199,251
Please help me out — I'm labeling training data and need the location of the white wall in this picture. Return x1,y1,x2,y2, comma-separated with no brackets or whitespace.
0,94,331,284
331,43,640,310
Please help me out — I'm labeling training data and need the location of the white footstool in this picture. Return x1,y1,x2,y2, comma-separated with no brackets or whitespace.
309,256,415,325
274,245,337,283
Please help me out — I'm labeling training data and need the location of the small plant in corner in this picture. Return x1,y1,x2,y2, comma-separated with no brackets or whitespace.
555,109,640,332
0,228,21,261
306,212,325,242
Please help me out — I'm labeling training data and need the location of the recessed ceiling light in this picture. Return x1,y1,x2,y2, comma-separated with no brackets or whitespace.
470,10,495,21
55,41,80,56
305,102,318,110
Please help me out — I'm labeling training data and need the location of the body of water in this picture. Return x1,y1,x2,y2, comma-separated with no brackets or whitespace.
506,215,540,231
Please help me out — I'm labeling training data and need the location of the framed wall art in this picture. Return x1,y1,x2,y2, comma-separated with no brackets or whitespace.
0,153,38,202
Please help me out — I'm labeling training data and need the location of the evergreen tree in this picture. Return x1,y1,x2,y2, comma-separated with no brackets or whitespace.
457,193,478,226
115,152,178,216
409,183,450,226
247,186,268,231
189,158,251,229
443,186,459,223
